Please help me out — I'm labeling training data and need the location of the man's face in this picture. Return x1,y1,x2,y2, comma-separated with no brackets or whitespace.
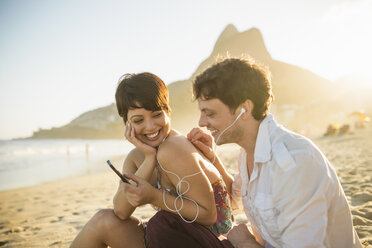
197,98,243,145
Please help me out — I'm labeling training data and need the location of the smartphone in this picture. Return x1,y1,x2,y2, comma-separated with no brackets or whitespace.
106,160,130,183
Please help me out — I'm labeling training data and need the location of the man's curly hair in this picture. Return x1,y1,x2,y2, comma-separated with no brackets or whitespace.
193,57,274,120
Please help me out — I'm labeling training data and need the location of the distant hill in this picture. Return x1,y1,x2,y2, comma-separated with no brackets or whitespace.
31,24,370,139
31,104,124,139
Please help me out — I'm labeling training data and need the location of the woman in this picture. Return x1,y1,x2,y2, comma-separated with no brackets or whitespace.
70,72,233,248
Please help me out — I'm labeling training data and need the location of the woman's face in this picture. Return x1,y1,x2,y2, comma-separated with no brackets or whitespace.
127,108,171,147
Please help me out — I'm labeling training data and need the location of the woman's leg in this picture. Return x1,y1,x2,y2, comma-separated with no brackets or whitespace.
70,209,145,248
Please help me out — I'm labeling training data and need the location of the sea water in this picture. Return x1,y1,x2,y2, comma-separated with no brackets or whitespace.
0,139,134,191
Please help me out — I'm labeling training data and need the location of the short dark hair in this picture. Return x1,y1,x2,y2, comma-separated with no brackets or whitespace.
115,72,171,123
193,57,274,120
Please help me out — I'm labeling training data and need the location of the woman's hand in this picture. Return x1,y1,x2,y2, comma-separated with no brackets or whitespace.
122,174,156,207
187,127,215,162
125,122,156,157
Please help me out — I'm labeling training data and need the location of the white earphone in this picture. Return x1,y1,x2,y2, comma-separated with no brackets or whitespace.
236,108,246,119
212,107,246,159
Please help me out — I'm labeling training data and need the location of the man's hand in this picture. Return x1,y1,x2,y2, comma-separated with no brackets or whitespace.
122,174,155,207
227,224,262,248
187,127,215,162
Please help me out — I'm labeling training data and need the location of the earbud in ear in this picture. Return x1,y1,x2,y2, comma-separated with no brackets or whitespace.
235,108,246,120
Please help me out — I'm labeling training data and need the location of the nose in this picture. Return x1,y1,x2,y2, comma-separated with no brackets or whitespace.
145,119,156,131
198,114,208,127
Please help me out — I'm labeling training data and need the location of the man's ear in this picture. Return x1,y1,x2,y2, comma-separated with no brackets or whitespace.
240,100,254,120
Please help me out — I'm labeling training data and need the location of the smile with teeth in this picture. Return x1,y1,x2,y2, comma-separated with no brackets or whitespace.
145,130,160,140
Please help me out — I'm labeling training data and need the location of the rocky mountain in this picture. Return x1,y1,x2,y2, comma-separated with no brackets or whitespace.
31,24,369,139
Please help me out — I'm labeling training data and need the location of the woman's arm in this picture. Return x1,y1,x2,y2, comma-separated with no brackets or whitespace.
113,148,156,220
155,136,217,225
121,135,217,225
113,122,158,220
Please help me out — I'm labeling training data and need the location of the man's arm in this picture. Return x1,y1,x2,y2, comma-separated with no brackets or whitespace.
187,127,234,194
188,127,245,214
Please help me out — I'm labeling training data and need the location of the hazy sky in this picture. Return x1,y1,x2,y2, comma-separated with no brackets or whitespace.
1,0,371,140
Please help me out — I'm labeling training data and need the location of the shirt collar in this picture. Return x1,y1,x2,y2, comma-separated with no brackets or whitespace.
254,114,274,163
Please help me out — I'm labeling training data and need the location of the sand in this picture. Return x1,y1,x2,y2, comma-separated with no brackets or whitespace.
0,127,371,247
315,127,372,246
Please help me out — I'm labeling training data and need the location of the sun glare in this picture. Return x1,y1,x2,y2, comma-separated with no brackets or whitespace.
320,0,372,85
291,0,372,86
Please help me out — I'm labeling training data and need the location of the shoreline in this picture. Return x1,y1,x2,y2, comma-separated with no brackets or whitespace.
0,138,134,192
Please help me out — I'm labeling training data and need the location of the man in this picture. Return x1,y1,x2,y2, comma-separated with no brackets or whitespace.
186,57,362,247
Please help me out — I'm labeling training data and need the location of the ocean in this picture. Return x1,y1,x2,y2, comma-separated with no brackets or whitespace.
0,139,134,191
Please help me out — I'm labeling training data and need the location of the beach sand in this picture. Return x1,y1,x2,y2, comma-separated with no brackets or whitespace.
0,127,371,247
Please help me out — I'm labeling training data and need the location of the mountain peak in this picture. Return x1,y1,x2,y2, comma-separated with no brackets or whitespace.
212,26,271,63
241,27,265,46
242,27,263,40
192,26,271,78
215,24,239,46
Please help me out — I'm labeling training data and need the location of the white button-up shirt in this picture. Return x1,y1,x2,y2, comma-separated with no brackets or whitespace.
231,114,362,248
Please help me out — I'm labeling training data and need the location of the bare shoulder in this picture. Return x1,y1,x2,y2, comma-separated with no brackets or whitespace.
157,133,199,170
158,133,196,157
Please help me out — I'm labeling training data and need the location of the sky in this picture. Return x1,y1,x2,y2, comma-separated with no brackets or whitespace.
1,0,371,140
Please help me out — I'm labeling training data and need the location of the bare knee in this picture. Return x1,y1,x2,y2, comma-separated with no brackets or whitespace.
92,209,142,236
71,209,143,248
92,209,144,246
70,209,117,248
89,209,122,233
